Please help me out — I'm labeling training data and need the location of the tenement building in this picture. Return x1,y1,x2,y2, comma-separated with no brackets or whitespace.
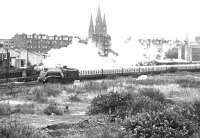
12,33,73,53
88,5,111,56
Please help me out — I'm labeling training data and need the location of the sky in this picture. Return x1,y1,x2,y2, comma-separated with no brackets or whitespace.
1,0,200,40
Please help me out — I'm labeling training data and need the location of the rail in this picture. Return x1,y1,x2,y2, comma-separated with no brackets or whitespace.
0,81,38,89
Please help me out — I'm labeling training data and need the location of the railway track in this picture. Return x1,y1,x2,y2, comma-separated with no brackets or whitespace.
0,81,38,89
0,64,200,89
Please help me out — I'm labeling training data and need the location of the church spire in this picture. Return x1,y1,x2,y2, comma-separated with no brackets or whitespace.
95,5,103,34
88,14,94,38
103,14,107,34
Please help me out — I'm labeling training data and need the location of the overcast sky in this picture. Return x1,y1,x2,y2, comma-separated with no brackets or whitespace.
0,0,200,40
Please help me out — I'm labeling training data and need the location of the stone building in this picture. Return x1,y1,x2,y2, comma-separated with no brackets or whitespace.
0,39,15,48
12,33,73,53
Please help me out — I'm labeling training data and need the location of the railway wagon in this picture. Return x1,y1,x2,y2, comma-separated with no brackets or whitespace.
78,64,200,81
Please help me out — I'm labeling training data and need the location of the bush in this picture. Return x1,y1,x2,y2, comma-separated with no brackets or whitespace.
168,103,198,123
0,117,51,138
88,92,133,116
44,102,63,115
138,88,166,103
128,96,164,116
89,92,165,119
124,109,199,138
0,103,11,115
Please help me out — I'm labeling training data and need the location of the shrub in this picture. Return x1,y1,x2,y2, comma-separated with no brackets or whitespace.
124,109,199,138
128,96,164,116
0,117,51,138
44,102,63,115
168,103,198,123
89,92,165,119
0,103,11,115
88,92,133,116
138,88,166,103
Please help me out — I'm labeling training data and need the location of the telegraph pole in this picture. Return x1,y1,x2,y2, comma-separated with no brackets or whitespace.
6,48,10,83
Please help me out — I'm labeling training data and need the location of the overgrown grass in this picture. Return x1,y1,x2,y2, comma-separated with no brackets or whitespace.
13,103,35,114
0,117,51,138
29,84,62,103
176,79,200,88
0,103,11,115
43,101,63,115
139,88,165,101
0,103,36,115
69,94,82,102
82,81,109,92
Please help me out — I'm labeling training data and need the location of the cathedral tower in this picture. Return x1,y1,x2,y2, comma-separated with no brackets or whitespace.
88,5,108,38
102,14,107,34
88,14,94,38
88,5,111,56
95,5,103,35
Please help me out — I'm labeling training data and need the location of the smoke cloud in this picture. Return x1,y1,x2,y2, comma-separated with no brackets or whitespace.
43,35,176,70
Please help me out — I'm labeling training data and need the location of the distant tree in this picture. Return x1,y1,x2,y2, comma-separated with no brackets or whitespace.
165,48,178,59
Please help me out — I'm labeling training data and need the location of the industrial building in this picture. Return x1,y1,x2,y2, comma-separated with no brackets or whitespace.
0,47,44,68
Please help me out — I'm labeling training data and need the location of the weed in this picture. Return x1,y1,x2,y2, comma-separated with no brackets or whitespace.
44,102,63,115
69,94,82,102
30,85,62,103
13,103,35,114
0,117,51,138
138,88,166,103
176,79,200,88
124,109,199,138
0,103,11,116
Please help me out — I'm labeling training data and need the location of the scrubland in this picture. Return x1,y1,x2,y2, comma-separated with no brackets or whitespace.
1,71,200,137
